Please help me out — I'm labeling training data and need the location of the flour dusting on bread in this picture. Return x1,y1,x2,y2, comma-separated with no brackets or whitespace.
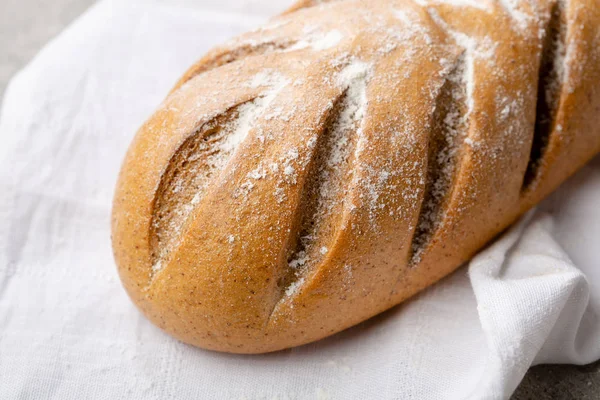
150,74,289,275
112,0,600,353
283,61,370,296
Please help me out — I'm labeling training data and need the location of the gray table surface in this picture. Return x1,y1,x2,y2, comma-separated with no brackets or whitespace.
1,0,598,398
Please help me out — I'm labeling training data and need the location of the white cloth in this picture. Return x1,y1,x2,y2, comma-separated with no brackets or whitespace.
0,0,599,399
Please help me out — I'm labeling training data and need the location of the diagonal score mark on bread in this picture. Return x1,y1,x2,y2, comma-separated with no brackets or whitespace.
409,53,469,266
172,41,297,93
150,73,291,285
150,99,264,280
522,0,567,191
172,1,347,94
112,0,600,353
270,62,370,319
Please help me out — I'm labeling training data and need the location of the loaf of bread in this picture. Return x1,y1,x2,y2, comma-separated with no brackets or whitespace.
112,0,600,353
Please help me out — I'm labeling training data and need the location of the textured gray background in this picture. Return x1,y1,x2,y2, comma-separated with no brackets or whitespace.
1,0,598,398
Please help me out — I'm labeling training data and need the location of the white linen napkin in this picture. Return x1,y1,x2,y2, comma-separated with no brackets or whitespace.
0,0,598,399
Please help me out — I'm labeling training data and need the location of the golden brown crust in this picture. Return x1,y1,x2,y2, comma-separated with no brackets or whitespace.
112,0,600,353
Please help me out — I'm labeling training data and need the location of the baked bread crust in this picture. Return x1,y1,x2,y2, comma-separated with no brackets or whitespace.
112,0,600,353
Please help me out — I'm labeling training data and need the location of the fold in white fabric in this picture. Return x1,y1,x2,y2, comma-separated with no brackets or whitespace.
0,1,598,399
